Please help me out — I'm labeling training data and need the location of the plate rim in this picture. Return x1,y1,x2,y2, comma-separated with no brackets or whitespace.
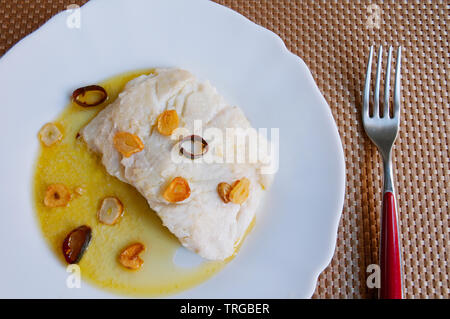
0,0,346,298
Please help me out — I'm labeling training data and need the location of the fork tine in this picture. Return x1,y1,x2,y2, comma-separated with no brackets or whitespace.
383,46,393,118
374,46,383,118
363,46,374,119
394,47,402,119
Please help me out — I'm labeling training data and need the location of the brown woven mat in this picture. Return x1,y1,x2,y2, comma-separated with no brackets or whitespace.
1,0,448,299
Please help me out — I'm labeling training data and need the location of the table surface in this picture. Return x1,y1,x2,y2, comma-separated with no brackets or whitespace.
0,0,448,299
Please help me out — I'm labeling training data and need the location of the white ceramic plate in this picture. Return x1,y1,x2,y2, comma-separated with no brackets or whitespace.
0,0,345,298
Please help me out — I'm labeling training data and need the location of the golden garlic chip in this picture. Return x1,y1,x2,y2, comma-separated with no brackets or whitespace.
113,132,144,157
157,110,179,136
44,184,71,208
98,196,124,225
119,243,145,270
163,177,191,203
228,178,250,205
38,123,63,147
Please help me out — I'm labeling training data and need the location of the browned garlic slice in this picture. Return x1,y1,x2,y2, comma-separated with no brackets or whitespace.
179,135,209,159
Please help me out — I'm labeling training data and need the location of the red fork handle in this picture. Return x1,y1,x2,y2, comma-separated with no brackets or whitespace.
380,191,403,299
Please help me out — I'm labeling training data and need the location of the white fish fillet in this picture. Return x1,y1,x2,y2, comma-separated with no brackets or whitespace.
81,68,274,260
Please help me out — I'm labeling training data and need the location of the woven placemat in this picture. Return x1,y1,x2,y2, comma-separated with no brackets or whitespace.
1,0,448,299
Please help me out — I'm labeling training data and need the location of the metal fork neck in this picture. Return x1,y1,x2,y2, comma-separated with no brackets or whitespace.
382,150,394,193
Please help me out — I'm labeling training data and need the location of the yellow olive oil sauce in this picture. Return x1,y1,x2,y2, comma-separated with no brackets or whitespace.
33,69,254,297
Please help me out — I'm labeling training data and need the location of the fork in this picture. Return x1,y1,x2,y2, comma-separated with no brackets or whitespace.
362,46,403,299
